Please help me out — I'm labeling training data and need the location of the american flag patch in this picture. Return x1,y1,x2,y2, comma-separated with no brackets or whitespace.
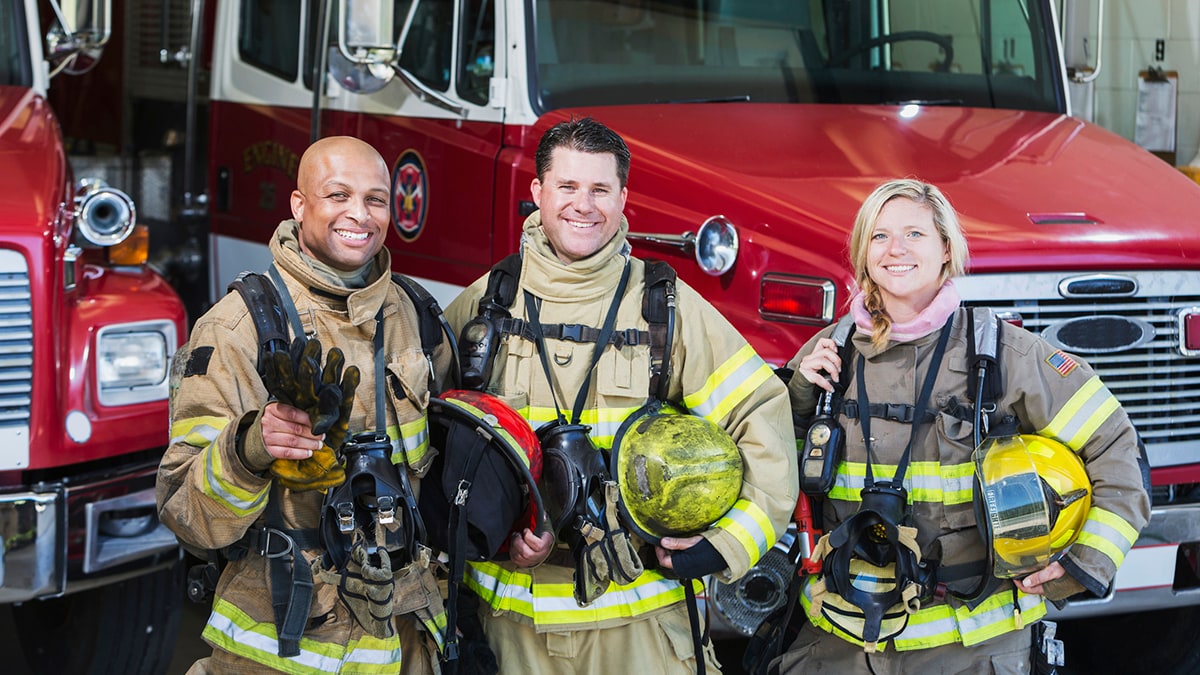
1046,350,1079,377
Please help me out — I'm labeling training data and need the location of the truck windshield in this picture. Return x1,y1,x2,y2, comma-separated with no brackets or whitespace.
532,0,1062,113
0,0,32,87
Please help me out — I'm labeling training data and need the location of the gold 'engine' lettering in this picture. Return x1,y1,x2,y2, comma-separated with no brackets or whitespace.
242,141,299,179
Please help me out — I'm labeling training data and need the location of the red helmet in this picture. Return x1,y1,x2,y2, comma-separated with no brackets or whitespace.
419,390,546,561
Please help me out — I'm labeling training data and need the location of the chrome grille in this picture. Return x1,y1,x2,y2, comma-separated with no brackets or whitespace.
0,251,33,429
958,271,1200,448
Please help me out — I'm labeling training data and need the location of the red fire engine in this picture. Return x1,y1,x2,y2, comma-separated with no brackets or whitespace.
42,0,1200,672
2,1,189,672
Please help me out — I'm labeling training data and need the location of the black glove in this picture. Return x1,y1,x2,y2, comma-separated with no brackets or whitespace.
670,537,726,579
263,336,353,435
262,336,361,491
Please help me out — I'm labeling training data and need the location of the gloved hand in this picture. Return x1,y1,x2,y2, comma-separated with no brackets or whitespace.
573,481,644,606
667,537,726,579
263,336,361,491
314,541,396,639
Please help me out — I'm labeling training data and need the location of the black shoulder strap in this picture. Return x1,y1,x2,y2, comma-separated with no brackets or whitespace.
484,253,523,310
642,259,677,402
227,272,289,375
830,314,856,395
393,271,459,393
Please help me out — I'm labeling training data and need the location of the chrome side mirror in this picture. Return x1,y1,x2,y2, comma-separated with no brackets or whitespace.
329,0,396,94
45,0,112,77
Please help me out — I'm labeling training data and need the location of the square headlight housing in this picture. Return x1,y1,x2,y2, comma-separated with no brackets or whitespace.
96,320,177,406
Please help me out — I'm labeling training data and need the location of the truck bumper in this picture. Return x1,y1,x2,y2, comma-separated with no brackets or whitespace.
0,466,179,603
1052,502,1200,619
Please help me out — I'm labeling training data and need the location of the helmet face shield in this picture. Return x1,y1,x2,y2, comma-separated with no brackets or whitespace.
974,433,1092,579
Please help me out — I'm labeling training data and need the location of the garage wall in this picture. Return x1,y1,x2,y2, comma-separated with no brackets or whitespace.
1066,0,1200,168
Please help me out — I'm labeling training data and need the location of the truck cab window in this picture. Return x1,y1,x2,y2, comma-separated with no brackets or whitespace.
0,0,30,87
239,0,302,81
458,0,494,105
400,0,453,92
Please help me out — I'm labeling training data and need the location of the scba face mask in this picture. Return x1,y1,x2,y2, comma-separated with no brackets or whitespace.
809,483,935,650
320,431,423,571
537,420,608,543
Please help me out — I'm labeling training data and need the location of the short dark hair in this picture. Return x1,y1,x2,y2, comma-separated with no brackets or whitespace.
535,117,631,188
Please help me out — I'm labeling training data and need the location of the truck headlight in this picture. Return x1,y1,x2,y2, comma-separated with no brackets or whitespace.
96,320,177,406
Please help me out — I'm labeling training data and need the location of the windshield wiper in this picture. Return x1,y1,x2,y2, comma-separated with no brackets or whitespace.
654,95,752,104
884,98,964,106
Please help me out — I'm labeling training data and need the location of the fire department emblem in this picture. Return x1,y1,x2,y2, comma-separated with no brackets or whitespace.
391,150,427,242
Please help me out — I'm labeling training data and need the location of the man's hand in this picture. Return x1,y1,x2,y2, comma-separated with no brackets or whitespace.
1018,561,1067,596
510,528,555,568
263,401,346,491
261,401,323,460
655,535,705,571
657,535,727,579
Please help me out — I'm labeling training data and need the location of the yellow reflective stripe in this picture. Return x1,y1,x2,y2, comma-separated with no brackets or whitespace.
715,499,775,563
171,415,228,447
201,435,269,517
419,610,448,651
684,345,773,423
827,461,973,505
951,590,1045,647
938,462,975,505
525,405,642,449
1076,506,1140,567
204,597,402,674
577,406,644,449
465,562,694,627
390,415,428,465
1038,376,1119,450
465,562,535,617
801,577,1046,651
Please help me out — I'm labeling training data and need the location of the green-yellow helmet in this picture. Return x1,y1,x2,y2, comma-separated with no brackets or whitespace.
610,402,744,543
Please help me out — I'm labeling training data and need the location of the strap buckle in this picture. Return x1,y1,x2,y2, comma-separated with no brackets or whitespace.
255,527,296,559
559,323,584,342
336,502,355,533
377,495,396,525
884,403,911,423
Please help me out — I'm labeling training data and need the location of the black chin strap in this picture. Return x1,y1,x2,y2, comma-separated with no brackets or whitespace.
857,314,955,489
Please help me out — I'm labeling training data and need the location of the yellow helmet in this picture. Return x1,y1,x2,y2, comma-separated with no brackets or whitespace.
973,430,1091,579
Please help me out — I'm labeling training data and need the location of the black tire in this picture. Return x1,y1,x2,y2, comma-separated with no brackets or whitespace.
12,558,185,675
1056,606,1200,674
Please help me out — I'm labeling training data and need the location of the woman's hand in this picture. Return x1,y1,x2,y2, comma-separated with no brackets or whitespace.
1017,561,1066,595
797,337,842,393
